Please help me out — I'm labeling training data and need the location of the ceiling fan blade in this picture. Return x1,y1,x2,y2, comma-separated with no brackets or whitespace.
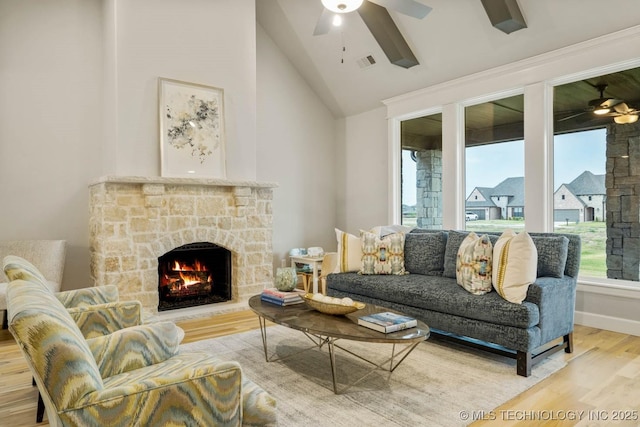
358,1,419,68
313,8,334,36
613,102,631,114
600,98,624,109
368,0,432,19
557,111,586,122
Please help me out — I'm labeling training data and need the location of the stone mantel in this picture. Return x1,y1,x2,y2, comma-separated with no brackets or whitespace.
89,175,278,189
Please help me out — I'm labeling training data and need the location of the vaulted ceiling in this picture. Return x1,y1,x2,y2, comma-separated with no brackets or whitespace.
257,0,640,118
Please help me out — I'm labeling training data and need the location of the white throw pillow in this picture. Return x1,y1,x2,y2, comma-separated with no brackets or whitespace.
492,229,538,304
456,232,493,295
360,231,406,275
334,228,363,273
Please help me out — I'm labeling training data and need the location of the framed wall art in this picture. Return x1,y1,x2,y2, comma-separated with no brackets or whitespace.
158,78,226,178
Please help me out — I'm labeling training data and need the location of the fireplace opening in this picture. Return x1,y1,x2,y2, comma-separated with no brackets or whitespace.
158,242,231,312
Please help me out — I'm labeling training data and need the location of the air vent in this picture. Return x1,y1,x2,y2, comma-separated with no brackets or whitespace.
357,54,377,69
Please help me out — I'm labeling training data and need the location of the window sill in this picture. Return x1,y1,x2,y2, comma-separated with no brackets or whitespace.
577,276,640,299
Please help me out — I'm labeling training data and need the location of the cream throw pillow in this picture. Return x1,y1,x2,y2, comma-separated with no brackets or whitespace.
334,228,363,273
456,232,493,295
360,231,406,275
492,229,538,304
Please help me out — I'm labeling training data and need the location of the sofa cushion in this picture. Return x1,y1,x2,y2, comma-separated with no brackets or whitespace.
326,273,539,329
404,231,446,276
493,230,537,304
531,235,569,278
334,228,362,273
456,232,493,295
443,231,467,278
360,231,406,275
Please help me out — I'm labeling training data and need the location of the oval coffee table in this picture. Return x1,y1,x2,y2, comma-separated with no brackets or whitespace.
248,294,430,394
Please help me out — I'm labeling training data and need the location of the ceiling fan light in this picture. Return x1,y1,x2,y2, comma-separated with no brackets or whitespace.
593,107,611,115
614,114,639,124
321,0,363,14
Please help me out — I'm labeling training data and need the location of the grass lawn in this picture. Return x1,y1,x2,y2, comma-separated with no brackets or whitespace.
402,217,608,277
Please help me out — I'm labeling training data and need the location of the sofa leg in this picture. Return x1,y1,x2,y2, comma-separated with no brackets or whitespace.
36,392,45,423
2,310,7,329
564,333,573,353
516,351,532,377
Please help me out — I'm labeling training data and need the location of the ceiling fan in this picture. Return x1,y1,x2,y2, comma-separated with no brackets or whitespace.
559,84,639,124
313,0,432,69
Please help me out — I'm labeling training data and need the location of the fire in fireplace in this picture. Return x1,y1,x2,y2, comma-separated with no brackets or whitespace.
158,242,231,311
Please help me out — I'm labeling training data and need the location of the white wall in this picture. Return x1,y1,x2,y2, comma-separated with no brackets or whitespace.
0,0,104,288
1,1,336,290
338,107,389,234
256,25,338,263
105,0,257,180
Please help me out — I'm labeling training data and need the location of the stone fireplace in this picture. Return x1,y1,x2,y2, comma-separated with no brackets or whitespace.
89,176,276,319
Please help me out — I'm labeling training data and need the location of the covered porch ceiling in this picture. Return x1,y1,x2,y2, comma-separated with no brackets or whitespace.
402,66,640,150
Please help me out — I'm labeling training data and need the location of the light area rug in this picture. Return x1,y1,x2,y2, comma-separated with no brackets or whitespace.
180,325,566,427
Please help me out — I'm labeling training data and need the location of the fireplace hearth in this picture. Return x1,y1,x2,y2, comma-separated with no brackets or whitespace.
158,242,231,312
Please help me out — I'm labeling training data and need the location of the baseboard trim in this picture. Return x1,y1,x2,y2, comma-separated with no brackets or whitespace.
575,311,640,337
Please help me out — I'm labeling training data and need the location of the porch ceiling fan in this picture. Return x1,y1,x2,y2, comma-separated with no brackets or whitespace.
313,0,433,69
559,84,639,124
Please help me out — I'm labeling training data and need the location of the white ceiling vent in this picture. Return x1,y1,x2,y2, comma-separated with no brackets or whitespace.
356,54,377,69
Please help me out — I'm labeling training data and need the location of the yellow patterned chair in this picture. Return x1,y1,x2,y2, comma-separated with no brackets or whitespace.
0,240,66,328
4,255,144,422
5,259,277,426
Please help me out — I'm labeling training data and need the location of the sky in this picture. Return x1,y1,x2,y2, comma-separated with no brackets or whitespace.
402,128,607,205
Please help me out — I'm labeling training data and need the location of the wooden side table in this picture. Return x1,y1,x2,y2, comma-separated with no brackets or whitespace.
290,255,324,294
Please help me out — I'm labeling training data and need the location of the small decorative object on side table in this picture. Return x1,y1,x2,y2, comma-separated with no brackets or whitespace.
290,255,324,294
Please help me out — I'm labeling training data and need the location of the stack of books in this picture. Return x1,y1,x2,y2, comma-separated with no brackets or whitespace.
358,311,417,333
260,288,304,306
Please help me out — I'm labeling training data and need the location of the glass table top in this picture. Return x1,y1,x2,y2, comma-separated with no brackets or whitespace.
249,295,429,344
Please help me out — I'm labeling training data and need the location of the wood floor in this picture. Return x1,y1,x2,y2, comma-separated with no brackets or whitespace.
1,312,638,427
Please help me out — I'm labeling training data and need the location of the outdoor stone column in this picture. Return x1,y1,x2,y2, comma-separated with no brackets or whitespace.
605,123,640,281
415,149,443,229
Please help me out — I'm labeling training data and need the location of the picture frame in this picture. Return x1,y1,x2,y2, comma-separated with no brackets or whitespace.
158,78,226,178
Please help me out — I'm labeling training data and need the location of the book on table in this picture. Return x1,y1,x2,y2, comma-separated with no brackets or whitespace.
260,288,304,306
357,312,418,333
262,287,304,300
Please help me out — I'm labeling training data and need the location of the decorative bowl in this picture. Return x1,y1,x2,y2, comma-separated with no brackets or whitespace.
303,293,365,315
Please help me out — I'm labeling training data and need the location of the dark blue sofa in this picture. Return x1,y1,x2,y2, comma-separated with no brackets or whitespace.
326,229,581,377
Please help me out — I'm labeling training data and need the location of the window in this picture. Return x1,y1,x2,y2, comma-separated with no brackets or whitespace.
401,113,442,229
465,94,524,232
553,66,640,281
391,54,640,287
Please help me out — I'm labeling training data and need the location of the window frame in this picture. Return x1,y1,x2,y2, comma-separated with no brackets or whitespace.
385,28,640,288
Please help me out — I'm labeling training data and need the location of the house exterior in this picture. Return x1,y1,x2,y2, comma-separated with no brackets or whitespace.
554,171,606,223
467,171,605,223
466,177,524,220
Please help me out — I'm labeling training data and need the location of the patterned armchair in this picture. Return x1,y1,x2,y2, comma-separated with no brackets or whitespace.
0,240,66,328
5,258,277,426
4,255,142,339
